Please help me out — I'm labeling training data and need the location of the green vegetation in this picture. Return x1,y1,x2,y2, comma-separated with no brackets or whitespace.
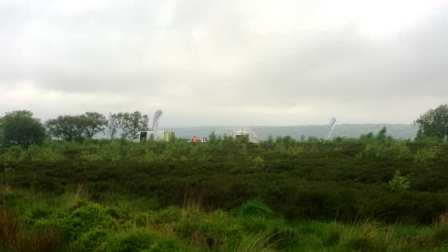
416,104,448,141
0,111,46,148
107,112,150,140
1,104,448,251
46,112,108,141
0,134,447,251
2,134,448,224
3,189,448,252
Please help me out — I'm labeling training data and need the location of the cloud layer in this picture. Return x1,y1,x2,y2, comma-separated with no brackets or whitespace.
1,0,447,126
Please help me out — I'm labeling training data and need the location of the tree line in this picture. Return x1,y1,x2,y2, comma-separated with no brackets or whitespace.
1,104,448,148
0,111,150,147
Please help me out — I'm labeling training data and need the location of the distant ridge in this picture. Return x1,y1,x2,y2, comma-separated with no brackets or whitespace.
171,124,418,140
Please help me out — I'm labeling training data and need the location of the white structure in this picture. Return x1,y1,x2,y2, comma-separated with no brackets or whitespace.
137,129,175,142
151,110,163,132
326,117,337,140
136,109,175,142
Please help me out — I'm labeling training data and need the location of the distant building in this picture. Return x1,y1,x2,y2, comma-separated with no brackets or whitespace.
191,135,208,143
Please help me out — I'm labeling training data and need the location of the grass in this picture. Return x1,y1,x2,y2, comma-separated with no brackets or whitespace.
2,188,448,251
0,207,62,252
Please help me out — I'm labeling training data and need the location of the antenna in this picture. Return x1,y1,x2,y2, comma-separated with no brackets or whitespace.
151,109,163,131
327,117,337,140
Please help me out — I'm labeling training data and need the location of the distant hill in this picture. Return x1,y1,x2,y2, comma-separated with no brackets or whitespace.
170,124,418,140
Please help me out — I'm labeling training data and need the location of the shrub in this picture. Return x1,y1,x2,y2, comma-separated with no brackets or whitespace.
237,199,274,219
252,156,265,170
358,142,412,161
0,146,24,164
414,147,440,163
57,201,116,241
388,171,411,192
98,229,155,252
72,228,108,251
231,232,275,252
148,207,182,225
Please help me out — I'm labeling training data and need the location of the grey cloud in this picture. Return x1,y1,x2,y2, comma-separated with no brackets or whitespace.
0,0,447,125
233,12,448,107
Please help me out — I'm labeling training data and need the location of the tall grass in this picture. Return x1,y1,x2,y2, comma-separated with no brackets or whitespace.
3,189,448,251
232,232,275,252
0,208,62,252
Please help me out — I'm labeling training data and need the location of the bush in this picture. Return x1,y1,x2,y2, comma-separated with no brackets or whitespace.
237,199,274,219
358,142,412,161
414,147,440,163
72,228,108,251
57,201,116,241
98,229,155,252
388,171,411,192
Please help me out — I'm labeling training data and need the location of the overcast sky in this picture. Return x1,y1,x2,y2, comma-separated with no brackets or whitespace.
1,0,447,126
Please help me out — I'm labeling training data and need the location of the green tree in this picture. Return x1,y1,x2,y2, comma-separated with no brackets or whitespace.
0,110,46,147
46,115,85,141
209,131,217,143
81,112,107,138
46,112,107,141
377,127,387,141
416,104,448,141
107,112,149,140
